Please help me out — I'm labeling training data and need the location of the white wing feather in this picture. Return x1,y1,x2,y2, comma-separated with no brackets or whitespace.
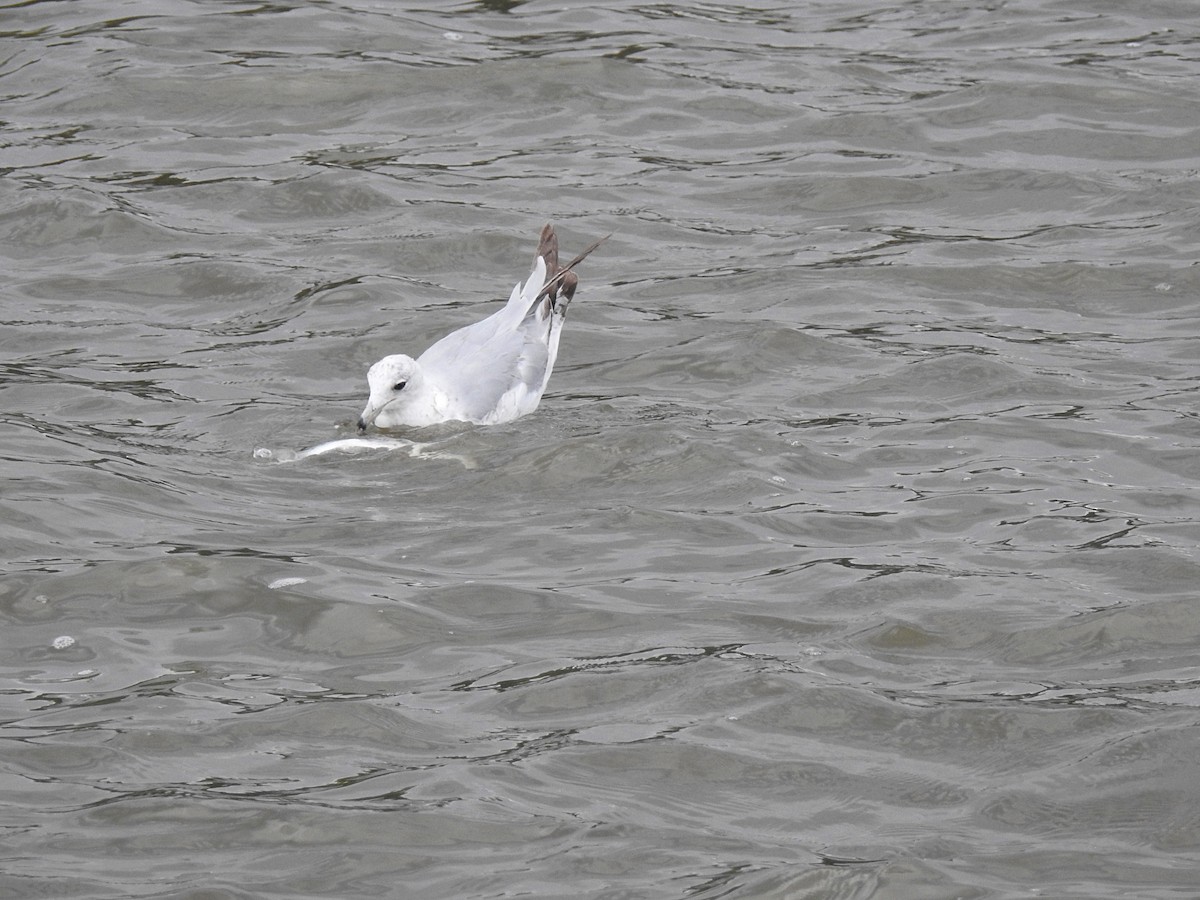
416,257,555,423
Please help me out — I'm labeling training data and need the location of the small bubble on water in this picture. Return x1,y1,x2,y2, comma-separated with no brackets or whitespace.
443,31,464,41
253,448,274,460
51,635,76,650
1154,282,1173,292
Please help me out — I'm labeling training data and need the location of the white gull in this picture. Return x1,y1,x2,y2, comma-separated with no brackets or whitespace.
357,224,606,432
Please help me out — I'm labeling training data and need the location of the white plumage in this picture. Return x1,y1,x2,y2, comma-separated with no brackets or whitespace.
357,224,605,432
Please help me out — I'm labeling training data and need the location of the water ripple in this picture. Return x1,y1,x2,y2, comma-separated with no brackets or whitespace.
3,1,1200,897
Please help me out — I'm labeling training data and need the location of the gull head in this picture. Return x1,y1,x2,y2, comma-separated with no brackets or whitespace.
358,354,421,432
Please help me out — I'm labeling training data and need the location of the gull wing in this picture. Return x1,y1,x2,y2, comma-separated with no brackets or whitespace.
416,257,551,422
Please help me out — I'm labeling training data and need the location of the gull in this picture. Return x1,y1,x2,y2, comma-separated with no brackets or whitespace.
357,224,607,432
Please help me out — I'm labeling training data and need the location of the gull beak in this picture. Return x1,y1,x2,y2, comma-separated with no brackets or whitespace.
358,402,382,433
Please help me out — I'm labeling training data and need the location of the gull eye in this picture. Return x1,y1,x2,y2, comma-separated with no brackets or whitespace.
393,380,407,392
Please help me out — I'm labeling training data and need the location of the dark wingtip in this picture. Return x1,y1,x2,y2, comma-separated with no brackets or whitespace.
356,418,367,434
559,271,579,303
533,229,609,304
537,223,560,280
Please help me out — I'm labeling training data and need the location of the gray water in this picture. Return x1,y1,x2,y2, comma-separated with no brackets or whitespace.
3,1,1200,897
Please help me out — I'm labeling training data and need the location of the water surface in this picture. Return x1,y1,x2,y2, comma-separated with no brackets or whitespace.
3,1,1200,897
